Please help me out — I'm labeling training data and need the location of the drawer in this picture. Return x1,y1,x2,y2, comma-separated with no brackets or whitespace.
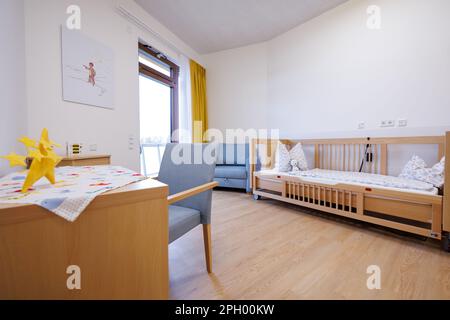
256,176,283,193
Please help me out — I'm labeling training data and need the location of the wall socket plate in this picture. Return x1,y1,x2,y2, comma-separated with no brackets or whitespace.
398,119,408,127
380,120,395,127
66,143,84,157
358,121,366,129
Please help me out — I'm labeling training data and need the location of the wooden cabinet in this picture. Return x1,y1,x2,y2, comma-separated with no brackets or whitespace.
0,179,169,299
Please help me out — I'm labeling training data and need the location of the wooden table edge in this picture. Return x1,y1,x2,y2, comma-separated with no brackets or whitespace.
0,178,168,226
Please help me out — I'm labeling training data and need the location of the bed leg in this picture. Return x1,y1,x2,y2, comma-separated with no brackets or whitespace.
442,232,450,252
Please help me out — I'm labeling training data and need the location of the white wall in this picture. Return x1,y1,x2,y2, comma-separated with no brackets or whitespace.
0,0,27,177
204,42,268,133
204,0,450,140
24,0,202,172
267,0,450,138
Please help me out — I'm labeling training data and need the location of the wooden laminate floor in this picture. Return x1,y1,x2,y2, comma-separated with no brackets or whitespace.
169,190,450,300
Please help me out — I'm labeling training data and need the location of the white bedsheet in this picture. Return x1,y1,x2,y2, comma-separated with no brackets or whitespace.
258,169,439,195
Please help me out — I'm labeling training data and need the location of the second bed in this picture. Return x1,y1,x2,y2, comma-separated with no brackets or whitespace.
251,135,449,249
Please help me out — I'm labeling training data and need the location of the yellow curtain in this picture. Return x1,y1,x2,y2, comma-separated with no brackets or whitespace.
190,60,208,143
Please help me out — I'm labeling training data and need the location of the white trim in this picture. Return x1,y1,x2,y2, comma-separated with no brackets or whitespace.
116,1,183,57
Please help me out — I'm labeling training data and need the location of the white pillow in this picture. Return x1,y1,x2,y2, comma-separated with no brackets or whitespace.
399,156,445,188
432,156,445,175
274,142,308,172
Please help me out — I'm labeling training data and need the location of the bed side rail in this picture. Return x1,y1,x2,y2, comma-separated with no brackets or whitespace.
254,173,443,239
250,136,445,190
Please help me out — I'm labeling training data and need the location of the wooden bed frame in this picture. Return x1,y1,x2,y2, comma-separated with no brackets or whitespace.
250,133,450,251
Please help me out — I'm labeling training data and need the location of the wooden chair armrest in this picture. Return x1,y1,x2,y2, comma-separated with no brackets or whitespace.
168,181,219,205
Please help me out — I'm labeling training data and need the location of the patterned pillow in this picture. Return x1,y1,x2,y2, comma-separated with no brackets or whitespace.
399,156,445,188
432,157,445,176
274,142,308,172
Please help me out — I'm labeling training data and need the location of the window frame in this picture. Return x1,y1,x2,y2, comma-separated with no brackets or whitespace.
138,43,180,142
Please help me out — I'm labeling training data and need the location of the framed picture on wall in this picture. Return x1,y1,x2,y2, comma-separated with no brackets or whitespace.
61,27,115,109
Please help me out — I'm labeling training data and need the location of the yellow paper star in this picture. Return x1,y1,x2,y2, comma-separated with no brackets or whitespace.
1,128,62,193
51,140,62,148
22,157,58,192
0,153,27,167
39,128,62,149
22,129,63,192
27,149,43,162
47,150,63,165
18,136,38,150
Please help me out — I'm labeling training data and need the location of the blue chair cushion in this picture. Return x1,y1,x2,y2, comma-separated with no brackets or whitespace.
215,165,247,179
169,205,201,244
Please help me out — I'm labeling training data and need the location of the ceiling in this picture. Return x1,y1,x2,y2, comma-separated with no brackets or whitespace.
135,0,348,54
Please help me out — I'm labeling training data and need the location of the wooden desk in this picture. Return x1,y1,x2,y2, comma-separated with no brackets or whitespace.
0,179,169,300
58,155,111,167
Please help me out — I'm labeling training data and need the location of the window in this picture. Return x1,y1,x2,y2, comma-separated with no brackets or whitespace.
139,43,180,176
139,54,171,77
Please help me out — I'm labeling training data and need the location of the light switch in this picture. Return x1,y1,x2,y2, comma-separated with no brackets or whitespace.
128,135,135,150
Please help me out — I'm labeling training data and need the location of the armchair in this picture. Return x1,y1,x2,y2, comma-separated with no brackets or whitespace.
158,143,218,273
214,143,251,192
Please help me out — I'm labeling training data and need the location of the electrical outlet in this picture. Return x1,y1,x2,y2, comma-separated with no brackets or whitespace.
398,119,408,127
358,122,366,130
380,120,395,128
66,142,84,156
89,144,98,152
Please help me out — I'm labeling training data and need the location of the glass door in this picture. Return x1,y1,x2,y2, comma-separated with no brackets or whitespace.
138,43,179,176
139,75,171,176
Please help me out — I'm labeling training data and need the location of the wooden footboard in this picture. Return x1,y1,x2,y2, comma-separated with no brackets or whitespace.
254,174,443,239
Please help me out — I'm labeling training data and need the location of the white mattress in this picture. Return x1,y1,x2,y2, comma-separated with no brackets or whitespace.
258,169,439,196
